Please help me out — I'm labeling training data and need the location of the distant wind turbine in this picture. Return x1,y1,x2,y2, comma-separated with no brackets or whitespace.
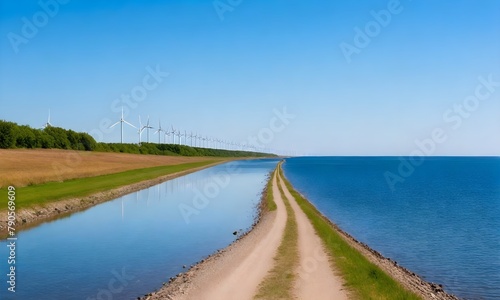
145,116,154,143
164,131,170,143
193,132,198,147
42,109,52,128
176,129,182,145
138,115,148,144
155,120,164,144
109,107,136,143
198,134,203,147
170,125,176,144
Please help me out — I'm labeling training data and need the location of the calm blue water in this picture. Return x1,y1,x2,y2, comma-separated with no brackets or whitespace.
0,159,279,300
283,156,500,300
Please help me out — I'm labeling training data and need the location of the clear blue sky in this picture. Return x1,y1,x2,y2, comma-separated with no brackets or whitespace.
1,0,499,155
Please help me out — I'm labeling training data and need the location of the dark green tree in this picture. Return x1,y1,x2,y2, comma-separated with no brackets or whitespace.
0,120,16,148
15,125,37,148
39,132,55,148
44,127,71,149
79,132,97,151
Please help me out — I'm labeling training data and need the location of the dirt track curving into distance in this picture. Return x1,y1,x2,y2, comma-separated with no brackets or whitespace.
147,167,349,299
150,169,288,299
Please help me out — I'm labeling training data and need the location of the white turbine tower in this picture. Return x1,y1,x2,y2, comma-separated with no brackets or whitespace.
145,116,154,143
138,116,146,144
42,109,53,128
164,131,170,144
170,125,176,144
176,129,182,145
155,120,164,144
110,107,136,143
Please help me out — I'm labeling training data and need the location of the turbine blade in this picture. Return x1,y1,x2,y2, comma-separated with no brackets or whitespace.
124,120,136,128
109,121,120,128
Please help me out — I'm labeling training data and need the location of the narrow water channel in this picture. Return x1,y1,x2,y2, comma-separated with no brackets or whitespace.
0,159,279,300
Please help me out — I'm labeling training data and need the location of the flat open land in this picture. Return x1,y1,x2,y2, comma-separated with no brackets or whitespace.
0,149,211,187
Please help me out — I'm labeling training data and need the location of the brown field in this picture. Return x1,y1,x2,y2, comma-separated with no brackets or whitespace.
0,149,213,187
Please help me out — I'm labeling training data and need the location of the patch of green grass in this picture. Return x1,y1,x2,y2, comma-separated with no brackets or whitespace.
264,169,277,211
1,160,217,210
279,165,422,300
255,164,299,299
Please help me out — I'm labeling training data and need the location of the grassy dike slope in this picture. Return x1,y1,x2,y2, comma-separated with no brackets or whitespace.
279,164,421,300
3,160,218,210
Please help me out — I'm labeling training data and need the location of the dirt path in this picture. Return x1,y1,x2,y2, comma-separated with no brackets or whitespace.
148,168,349,299
190,172,287,299
157,171,288,300
278,172,349,300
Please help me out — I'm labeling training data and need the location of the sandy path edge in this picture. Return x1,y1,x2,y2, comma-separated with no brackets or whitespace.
278,173,349,300
0,161,225,237
144,171,287,300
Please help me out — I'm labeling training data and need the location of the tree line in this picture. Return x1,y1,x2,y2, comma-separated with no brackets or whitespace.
0,120,273,158
0,120,96,151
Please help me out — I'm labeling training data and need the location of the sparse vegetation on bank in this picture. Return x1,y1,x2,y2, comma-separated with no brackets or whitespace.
263,169,278,212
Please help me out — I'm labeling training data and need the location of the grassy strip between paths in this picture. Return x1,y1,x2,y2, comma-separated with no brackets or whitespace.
255,163,299,299
264,169,277,211
1,160,218,210
279,164,422,300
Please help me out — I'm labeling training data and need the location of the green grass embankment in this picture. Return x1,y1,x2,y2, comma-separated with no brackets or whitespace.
2,160,218,210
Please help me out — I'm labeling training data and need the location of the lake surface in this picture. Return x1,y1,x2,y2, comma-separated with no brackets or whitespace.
282,156,500,300
0,159,279,300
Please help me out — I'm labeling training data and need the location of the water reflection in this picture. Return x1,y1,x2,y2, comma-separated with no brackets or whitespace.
0,159,278,300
